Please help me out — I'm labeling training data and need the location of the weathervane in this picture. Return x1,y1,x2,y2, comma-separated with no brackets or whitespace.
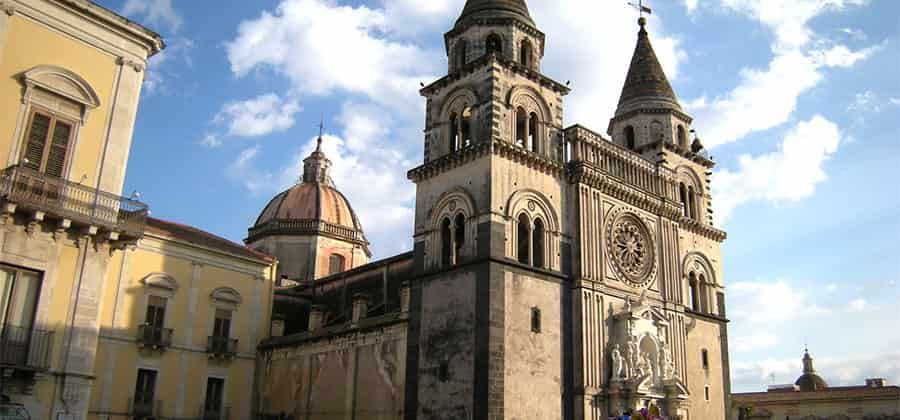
628,0,652,18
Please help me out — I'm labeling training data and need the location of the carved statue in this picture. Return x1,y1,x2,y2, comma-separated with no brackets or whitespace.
641,352,653,377
662,346,675,378
629,341,640,377
611,345,625,379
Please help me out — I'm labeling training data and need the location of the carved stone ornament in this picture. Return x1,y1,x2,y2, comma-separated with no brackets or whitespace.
528,200,536,211
606,209,656,287
448,200,456,211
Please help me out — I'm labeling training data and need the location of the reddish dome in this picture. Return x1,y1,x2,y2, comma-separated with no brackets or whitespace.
254,182,363,232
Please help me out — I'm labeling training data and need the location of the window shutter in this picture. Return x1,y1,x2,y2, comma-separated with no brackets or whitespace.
45,120,72,178
24,113,51,170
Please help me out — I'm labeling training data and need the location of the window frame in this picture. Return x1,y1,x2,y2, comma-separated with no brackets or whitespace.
203,376,226,417
0,264,43,331
20,106,77,177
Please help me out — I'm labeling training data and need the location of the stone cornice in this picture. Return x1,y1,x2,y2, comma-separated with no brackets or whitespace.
246,218,372,257
407,138,566,183
678,216,727,242
42,0,165,55
569,162,682,220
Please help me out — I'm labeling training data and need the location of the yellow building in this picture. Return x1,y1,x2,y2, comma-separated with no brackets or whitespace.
0,1,279,420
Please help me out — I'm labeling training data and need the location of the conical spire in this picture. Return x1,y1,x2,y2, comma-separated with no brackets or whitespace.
302,121,332,184
456,0,535,28
615,17,681,116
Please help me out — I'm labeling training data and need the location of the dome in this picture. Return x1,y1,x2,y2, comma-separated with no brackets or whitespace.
795,373,829,392
456,0,535,28
254,183,363,232
247,138,369,254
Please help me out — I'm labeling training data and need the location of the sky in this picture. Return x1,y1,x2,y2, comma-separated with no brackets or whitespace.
104,0,899,393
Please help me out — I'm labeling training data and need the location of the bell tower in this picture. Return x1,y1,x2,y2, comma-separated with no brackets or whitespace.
405,1,572,419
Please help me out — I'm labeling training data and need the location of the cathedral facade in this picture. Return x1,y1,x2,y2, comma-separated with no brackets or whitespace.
255,1,731,419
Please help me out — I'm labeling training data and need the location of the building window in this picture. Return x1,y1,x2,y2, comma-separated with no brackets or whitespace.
450,112,459,152
22,108,74,178
213,309,232,339
677,125,688,148
531,307,542,333
529,112,539,152
520,39,532,67
516,107,527,148
133,369,158,417
679,183,689,217
438,361,450,382
717,292,726,317
688,273,700,312
203,377,225,420
455,40,468,70
624,126,636,150
328,254,346,275
486,34,503,56
145,295,167,329
688,186,697,220
441,217,453,267
454,214,466,263
702,349,709,370
461,107,473,148
0,266,42,331
532,218,545,269
704,385,710,401
517,214,531,265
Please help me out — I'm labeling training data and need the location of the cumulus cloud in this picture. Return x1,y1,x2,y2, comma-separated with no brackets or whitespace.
122,0,183,33
732,352,900,392
687,0,877,147
847,298,867,312
713,116,841,223
215,94,302,138
684,0,699,13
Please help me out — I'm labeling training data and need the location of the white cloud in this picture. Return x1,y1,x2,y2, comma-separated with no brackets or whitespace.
684,0,699,13
200,134,222,148
215,94,302,138
732,330,779,353
847,298,867,312
122,0,183,33
840,27,867,41
890,98,900,106
227,146,273,193
687,0,877,147
143,37,194,95
713,116,841,223
848,91,881,113
825,283,838,293
732,352,900,392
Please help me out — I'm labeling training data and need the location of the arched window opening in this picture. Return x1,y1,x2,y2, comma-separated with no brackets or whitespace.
450,113,459,152
688,186,697,220
515,107,527,148
517,214,530,265
454,214,466,263
624,126,636,150
486,34,503,56
520,39,532,67
689,272,700,311
532,218,545,269
531,307,542,333
528,112,538,153
461,107,473,148
441,218,452,267
328,254,346,275
677,125,688,148
679,183,688,217
699,274,708,313
455,40,468,70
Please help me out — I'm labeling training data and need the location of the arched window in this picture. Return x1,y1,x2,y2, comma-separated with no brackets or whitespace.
328,254,346,275
679,183,689,217
486,34,503,56
520,39,532,67
699,274,708,313
517,214,530,265
688,186,697,220
455,40,468,70
454,214,466,263
515,107,527,148
624,126,636,150
532,218,545,269
441,218,452,267
689,272,700,311
450,113,459,152
528,112,538,153
461,107,473,148
677,125,688,148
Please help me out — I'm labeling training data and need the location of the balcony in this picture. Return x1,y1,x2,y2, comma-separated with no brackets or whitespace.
206,336,238,359
136,325,172,350
128,397,160,419
0,324,53,371
202,406,230,420
0,164,148,239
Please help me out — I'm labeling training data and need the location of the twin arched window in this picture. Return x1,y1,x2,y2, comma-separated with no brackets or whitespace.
440,214,467,267
688,271,711,313
515,107,539,152
449,107,473,152
679,181,701,221
486,34,503,56
516,214,546,269
520,39,533,68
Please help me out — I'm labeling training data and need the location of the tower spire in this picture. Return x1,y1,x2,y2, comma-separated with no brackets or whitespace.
302,115,332,184
614,10,681,117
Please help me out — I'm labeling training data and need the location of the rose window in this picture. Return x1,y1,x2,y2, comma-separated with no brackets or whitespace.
607,212,655,286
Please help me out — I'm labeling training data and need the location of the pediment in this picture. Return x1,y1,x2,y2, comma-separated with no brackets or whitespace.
211,287,243,305
140,272,179,291
23,65,100,108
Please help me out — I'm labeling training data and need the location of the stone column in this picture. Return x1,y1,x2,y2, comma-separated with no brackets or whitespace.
0,2,15,60
97,57,146,196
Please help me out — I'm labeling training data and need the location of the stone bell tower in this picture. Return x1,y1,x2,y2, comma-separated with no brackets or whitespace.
404,0,573,418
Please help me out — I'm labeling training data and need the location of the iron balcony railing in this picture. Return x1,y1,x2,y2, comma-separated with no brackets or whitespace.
0,164,149,237
0,324,53,371
128,397,161,419
202,406,230,420
206,336,238,358
136,324,173,350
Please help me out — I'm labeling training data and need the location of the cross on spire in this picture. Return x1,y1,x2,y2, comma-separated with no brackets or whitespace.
628,0,652,18
316,113,325,152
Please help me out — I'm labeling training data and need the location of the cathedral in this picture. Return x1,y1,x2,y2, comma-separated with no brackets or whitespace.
254,0,731,419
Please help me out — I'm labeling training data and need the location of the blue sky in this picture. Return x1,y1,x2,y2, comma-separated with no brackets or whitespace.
105,0,899,392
